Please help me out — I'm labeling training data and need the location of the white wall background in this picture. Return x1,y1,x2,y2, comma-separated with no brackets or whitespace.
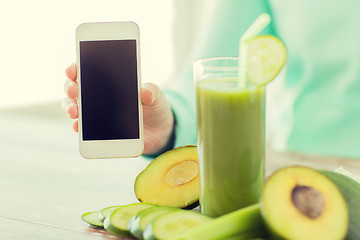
0,0,174,109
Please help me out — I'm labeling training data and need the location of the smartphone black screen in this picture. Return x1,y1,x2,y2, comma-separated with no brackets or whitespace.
79,40,139,141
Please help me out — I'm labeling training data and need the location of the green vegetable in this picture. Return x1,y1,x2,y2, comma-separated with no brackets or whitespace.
103,203,156,236
129,206,177,239
319,170,360,240
143,209,212,240
81,210,103,228
172,204,267,240
99,205,122,222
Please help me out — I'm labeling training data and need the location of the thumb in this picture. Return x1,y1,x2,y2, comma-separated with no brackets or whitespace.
141,82,161,106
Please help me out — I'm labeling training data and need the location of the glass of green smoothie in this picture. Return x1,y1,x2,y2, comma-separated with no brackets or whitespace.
194,57,266,217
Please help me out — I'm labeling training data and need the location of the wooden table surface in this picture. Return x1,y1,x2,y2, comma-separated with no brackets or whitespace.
1,102,359,240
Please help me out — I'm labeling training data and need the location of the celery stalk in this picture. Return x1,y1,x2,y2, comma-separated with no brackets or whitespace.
171,204,268,240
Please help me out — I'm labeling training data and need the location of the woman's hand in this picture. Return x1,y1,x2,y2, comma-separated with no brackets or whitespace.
62,63,174,155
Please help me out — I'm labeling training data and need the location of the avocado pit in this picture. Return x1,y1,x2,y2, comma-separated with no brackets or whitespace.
165,160,199,186
291,185,324,219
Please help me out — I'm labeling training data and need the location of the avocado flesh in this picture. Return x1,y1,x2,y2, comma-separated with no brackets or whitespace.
260,166,349,240
134,146,200,208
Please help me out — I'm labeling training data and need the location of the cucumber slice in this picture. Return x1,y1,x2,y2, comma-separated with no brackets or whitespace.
129,206,177,239
319,170,360,239
143,209,211,240
81,210,103,228
99,205,122,222
172,204,267,240
104,203,156,236
247,35,287,86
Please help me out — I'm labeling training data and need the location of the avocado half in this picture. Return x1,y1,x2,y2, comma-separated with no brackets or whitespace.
260,166,349,240
134,145,200,209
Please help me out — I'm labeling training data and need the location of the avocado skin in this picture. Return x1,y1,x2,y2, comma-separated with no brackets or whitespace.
319,170,360,240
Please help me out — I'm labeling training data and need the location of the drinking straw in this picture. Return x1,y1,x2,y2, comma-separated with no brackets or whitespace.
238,13,271,88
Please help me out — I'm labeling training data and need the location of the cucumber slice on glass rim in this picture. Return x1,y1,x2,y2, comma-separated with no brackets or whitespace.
247,35,287,86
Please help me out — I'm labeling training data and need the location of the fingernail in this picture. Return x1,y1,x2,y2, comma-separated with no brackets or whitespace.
145,83,159,104
151,90,156,104
142,83,154,104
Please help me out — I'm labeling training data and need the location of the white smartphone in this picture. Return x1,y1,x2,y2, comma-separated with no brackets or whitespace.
76,22,144,159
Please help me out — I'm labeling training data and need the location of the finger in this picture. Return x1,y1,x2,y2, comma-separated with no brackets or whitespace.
65,63,77,82
73,120,78,132
68,104,78,119
141,82,160,106
61,98,78,119
64,79,78,100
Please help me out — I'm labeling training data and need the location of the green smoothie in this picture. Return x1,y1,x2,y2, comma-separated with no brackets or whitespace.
196,78,265,217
